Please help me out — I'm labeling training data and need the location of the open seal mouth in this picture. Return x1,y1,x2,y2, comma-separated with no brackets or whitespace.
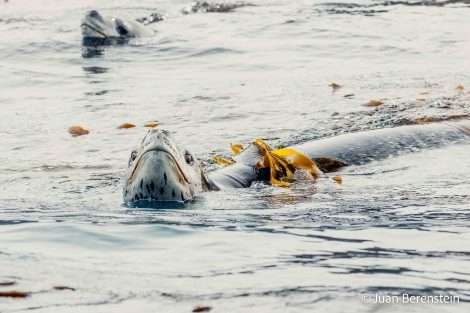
128,149,190,185
81,23,110,38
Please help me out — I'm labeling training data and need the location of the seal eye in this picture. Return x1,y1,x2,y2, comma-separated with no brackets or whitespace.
129,150,137,165
184,152,194,165
117,25,128,36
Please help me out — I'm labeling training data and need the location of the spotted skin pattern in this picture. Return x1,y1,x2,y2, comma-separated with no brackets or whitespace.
123,129,202,203
123,121,470,204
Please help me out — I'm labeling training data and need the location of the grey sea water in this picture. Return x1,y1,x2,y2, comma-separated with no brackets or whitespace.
1,0,470,312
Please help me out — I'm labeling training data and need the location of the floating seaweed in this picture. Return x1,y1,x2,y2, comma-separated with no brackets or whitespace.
68,126,89,136
117,123,136,129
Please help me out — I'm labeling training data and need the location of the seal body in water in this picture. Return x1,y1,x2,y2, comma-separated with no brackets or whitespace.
81,10,154,40
123,121,470,203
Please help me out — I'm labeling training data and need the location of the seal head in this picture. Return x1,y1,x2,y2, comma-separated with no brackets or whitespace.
123,129,203,203
81,10,154,39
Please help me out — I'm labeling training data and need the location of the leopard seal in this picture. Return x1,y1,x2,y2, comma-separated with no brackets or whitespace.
123,121,470,203
123,129,203,203
81,10,154,39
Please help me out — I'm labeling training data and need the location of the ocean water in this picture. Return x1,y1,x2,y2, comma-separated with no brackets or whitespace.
1,0,470,312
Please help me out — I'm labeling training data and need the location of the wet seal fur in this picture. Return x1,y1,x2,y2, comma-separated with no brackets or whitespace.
81,10,154,40
123,121,470,204
81,2,253,45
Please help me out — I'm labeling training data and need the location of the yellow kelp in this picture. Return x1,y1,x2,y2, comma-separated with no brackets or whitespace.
230,143,244,155
253,138,323,187
68,125,89,136
117,123,136,129
332,176,343,184
144,123,159,128
253,138,291,187
270,148,322,176
212,156,235,165
213,138,344,187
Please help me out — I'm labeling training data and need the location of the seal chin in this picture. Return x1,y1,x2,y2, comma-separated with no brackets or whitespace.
124,150,194,203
